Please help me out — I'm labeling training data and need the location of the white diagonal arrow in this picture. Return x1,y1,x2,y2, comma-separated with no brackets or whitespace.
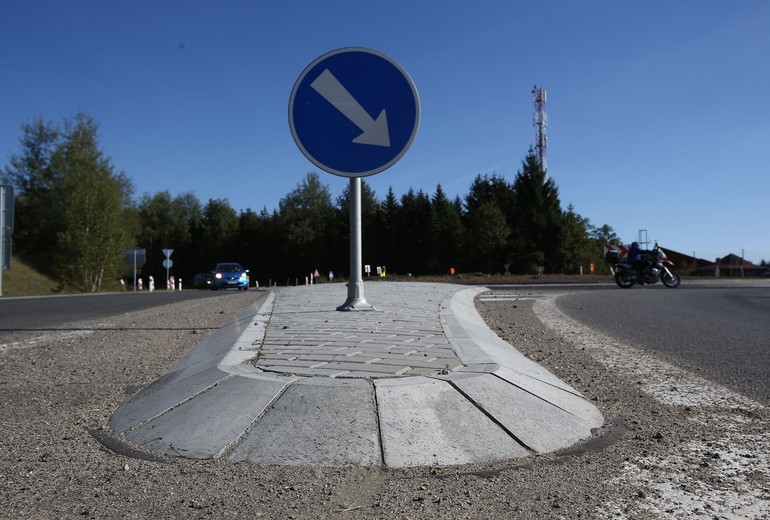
310,68,391,147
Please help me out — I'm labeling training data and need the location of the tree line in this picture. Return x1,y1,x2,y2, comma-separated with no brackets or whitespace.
2,113,619,292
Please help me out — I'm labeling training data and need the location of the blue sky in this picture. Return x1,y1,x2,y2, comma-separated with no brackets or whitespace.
2,1,768,264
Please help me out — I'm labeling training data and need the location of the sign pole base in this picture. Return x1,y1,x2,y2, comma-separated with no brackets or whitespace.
336,288,374,311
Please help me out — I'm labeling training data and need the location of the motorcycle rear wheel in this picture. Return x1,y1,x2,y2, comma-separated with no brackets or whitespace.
615,272,635,288
662,271,681,288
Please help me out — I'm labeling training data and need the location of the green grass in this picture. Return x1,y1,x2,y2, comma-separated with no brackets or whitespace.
1,256,66,297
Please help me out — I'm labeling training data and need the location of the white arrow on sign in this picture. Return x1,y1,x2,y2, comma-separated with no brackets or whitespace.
310,68,391,147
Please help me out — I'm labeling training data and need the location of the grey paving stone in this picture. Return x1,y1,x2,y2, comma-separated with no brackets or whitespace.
445,371,597,453
109,367,231,435
375,376,531,467
125,375,288,459
229,378,380,466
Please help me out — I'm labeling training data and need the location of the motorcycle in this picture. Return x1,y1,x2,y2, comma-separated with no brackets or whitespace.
607,243,681,289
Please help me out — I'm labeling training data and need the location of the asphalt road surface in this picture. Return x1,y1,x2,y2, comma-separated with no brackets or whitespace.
555,282,770,403
0,289,240,335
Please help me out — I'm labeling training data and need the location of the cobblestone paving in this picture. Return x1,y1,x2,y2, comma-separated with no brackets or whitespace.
254,283,465,378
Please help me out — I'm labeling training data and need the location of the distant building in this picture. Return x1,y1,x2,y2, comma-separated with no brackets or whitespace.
660,248,767,277
697,253,766,277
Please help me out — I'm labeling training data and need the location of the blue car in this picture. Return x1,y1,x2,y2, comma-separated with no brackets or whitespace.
211,262,250,291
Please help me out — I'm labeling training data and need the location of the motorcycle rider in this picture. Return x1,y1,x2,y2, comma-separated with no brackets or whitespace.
628,241,649,276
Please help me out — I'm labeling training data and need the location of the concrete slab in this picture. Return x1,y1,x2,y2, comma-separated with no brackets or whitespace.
109,367,231,435
492,365,604,427
375,376,530,467
125,374,288,458
229,378,381,466
445,371,596,453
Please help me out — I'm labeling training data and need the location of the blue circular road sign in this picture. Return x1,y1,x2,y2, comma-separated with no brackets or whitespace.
289,47,420,178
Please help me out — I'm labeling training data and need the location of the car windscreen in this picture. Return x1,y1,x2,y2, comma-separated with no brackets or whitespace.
216,264,243,272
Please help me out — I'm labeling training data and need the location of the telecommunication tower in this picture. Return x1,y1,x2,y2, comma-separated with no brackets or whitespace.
532,86,548,173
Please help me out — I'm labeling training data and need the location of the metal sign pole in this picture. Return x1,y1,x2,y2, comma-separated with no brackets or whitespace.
337,177,373,311
162,249,174,290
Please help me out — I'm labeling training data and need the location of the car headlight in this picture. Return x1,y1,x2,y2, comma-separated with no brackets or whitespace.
240,273,248,279
215,273,223,279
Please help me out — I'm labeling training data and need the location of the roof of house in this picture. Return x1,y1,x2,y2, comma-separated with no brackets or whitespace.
659,248,767,275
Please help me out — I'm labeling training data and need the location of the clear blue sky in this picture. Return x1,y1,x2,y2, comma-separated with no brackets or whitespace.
2,1,768,263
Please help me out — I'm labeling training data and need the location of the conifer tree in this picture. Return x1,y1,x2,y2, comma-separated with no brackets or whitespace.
431,184,464,273
509,151,563,273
